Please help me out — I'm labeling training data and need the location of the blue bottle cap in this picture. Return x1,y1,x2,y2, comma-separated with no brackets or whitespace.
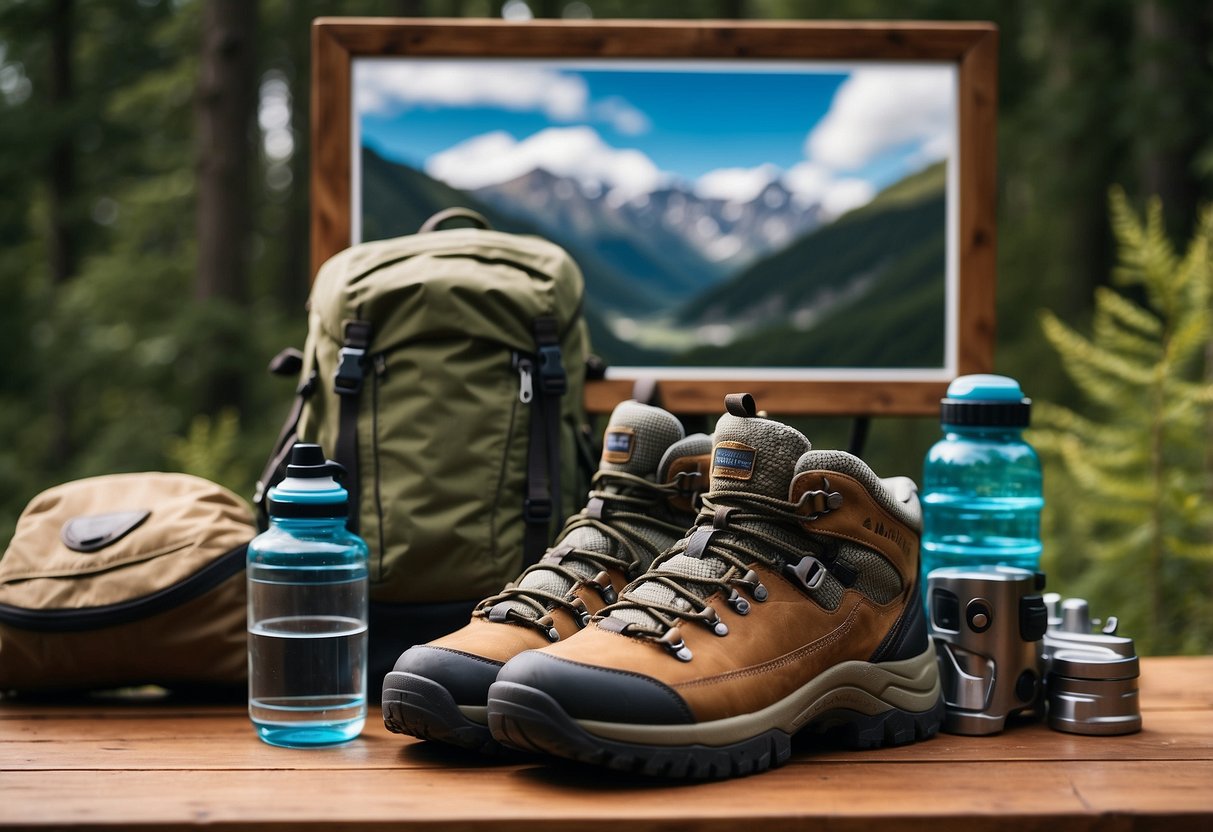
941,374,1031,427
267,444,349,519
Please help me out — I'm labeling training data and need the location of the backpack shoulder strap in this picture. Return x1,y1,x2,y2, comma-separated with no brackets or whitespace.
522,315,566,566
333,318,372,534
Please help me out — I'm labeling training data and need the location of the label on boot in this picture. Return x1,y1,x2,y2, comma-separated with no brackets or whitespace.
602,427,636,464
712,442,757,481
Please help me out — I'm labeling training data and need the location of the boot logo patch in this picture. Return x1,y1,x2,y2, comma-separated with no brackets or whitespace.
602,426,635,464
712,441,756,480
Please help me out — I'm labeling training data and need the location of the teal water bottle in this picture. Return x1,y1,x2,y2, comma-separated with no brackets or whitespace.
247,444,369,748
921,375,1044,601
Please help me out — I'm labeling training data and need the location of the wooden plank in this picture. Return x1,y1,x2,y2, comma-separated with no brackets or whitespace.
316,17,1001,62
583,377,949,416
1,656,1201,721
1,762,1210,832
1137,655,1213,711
1,708,1208,772
310,19,352,282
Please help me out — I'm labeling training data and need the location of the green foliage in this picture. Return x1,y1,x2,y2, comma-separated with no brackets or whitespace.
1033,190,1213,654
166,409,252,496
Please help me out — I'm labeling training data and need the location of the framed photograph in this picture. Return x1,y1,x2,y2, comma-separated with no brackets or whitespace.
312,19,998,415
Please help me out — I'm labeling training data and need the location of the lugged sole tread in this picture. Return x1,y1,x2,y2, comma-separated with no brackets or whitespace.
488,681,793,780
381,671,505,756
487,679,944,780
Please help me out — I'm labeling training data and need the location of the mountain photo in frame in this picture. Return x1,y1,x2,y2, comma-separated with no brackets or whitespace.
312,20,998,415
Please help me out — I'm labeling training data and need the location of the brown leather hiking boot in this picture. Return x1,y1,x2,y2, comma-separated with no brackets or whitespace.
382,400,711,752
486,394,943,778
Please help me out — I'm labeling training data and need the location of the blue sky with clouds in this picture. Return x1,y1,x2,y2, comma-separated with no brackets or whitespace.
355,59,954,214
361,67,846,180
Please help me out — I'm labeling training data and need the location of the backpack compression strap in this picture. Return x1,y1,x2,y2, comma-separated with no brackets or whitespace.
333,319,372,534
523,316,566,566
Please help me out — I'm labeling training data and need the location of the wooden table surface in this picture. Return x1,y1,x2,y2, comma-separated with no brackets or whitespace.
2,655,1211,831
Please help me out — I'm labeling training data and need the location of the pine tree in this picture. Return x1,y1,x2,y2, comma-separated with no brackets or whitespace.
1033,189,1213,654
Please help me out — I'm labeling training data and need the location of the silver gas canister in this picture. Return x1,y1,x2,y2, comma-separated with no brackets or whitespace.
1042,595,1142,736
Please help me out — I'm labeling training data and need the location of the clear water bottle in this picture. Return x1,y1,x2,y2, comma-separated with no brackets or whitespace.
247,443,369,748
921,375,1044,601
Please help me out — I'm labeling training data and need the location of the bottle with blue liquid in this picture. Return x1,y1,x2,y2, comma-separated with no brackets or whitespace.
921,375,1044,600
247,443,369,748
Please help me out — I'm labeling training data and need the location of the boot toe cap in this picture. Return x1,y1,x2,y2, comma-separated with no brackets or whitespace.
391,644,502,706
495,649,694,725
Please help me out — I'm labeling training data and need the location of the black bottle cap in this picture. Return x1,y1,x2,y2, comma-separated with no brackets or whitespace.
285,443,345,481
940,375,1031,428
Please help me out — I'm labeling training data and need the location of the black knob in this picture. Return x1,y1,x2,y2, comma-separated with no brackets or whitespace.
966,599,992,633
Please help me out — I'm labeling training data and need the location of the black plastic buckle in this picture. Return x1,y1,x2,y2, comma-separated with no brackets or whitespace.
334,346,366,395
536,344,566,395
524,496,553,524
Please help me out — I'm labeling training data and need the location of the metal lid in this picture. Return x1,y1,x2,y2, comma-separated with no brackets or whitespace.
1050,648,1140,681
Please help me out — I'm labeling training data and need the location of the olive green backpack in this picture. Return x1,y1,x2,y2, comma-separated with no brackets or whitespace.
258,209,591,677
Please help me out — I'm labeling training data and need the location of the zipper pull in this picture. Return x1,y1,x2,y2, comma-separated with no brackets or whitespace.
514,353,534,404
518,361,534,404
372,354,388,378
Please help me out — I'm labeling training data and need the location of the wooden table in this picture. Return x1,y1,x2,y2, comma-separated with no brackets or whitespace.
2,656,1210,831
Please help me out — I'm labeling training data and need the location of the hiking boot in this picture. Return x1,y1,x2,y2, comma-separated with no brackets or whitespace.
486,393,944,778
382,400,711,752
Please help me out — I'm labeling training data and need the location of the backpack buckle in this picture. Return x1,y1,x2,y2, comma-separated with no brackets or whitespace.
536,345,566,395
334,346,366,395
524,496,553,524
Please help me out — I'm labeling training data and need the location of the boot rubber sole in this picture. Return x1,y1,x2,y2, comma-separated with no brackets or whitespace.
382,671,504,755
486,644,944,779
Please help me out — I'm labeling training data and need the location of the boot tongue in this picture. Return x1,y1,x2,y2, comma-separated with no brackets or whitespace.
605,409,811,635
709,413,811,497
500,401,685,620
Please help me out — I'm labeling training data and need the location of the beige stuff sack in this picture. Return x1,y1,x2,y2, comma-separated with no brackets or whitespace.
0,473,254,693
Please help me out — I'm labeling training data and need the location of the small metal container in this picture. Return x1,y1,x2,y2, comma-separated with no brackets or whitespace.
1046,648,1142,736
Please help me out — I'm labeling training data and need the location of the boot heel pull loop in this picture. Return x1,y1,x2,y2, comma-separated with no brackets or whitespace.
724,393,757,417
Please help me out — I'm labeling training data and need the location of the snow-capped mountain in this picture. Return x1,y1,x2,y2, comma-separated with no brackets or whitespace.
470,166,823,290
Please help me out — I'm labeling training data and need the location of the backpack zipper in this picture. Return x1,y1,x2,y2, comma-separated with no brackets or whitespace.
0,544,248,633
513,352,535,404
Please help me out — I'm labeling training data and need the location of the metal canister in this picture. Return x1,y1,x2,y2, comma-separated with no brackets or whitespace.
1046,648,1142,736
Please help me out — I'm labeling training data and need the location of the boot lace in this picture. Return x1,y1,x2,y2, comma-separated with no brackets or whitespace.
474,469,696,640
597,481,841,660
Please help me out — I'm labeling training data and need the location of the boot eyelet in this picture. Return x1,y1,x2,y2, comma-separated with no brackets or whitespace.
569,597,591,628
587,570,617,605
726,589,751,616
702,605,728,637
739,569,769,602
658,626,693,662
536,615,560,642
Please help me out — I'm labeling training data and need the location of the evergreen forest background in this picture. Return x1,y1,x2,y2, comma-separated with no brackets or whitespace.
1,0,1211,653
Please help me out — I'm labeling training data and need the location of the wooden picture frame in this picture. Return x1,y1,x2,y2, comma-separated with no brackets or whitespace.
312,18,998,416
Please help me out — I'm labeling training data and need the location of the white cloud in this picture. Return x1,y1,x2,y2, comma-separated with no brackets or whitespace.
592,95,651,136
693,164,780,203
806,67,953,171
820,178,876,217
785,160,875,219
356,61,588,122
425,126,667,201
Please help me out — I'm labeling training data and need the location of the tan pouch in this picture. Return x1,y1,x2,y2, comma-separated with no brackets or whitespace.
0,473,254,693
